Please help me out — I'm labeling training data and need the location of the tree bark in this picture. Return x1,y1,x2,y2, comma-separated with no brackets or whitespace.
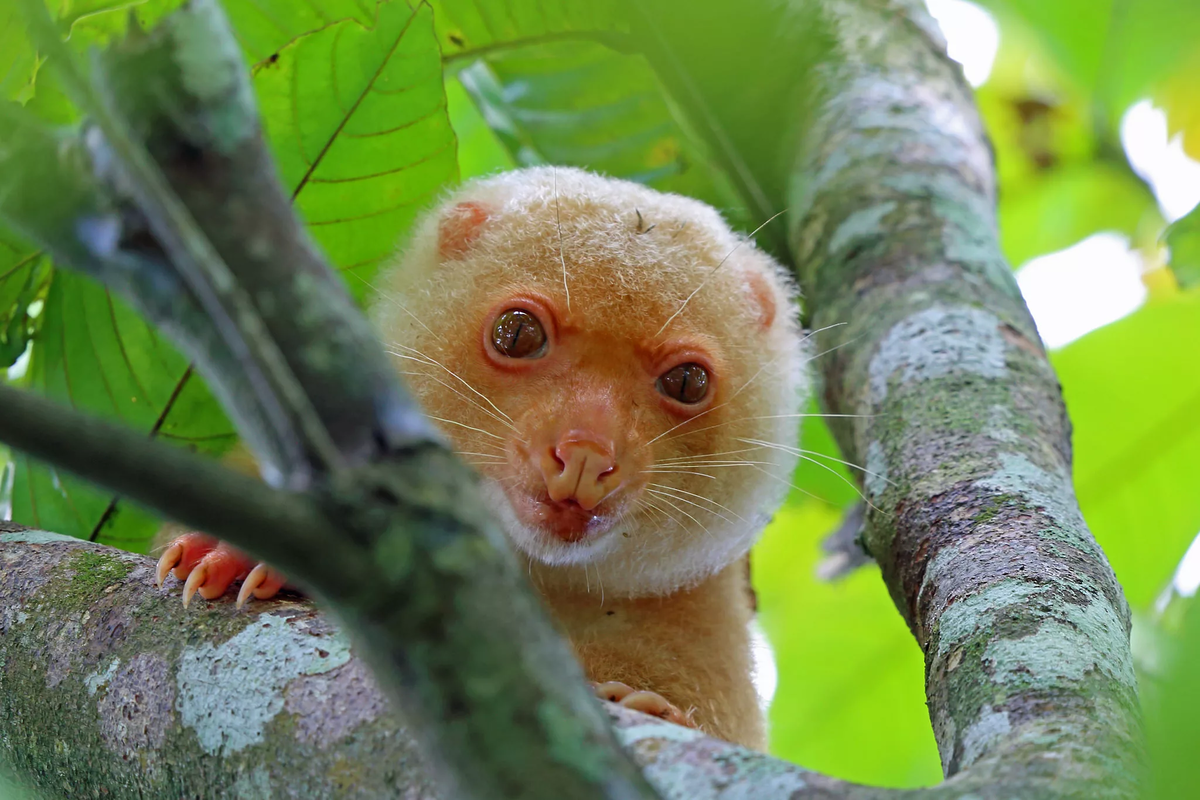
2,532,865,800
787,0,1143,794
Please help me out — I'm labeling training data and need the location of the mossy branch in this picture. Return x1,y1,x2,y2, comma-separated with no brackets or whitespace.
0,1,659,798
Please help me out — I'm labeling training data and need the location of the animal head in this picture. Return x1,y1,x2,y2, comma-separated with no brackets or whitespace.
375,167,809,597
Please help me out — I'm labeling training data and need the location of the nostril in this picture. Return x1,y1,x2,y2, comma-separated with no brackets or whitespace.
550,447,567,472
598,465,618,480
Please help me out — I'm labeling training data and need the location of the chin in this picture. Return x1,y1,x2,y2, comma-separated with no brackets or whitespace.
478,480,621,566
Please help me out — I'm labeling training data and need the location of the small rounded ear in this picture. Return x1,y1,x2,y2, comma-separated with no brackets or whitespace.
743,269,778,330
438,201,491,259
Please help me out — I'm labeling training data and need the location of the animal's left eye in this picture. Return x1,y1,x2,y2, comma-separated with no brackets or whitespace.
657,363,710,404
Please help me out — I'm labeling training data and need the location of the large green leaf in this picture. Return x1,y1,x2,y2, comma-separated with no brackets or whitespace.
445,71,516,179
11,272,234,548
255,0,458,294
1145,595,1200,799
0,233,47,370
1055,289,1200,608
1165,205,1200,290
456,39,740,217
998,163,1160,267
429,0,624,62
5,0,457,550
975,0,1200,123
620,0,832,255
754,502,941,787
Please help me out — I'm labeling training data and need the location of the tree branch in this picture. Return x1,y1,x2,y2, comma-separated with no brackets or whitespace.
0,2,661,798
16,0,341,480
786,0,1143,794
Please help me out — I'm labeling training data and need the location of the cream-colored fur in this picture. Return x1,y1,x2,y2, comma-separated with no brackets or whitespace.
375,167,808,747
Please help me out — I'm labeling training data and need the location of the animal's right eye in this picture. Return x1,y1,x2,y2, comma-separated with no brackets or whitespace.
490,309,548,359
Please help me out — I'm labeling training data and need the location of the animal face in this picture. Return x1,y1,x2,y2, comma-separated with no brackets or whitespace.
376,167,808,597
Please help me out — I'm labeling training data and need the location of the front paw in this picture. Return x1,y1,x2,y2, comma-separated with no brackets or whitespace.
591,681,696,729
155,532,286,608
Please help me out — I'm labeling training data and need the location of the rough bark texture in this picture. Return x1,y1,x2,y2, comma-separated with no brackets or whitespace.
2,533,863,800
786,0,1143,795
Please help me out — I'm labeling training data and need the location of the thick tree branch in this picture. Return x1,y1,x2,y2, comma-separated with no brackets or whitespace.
786,0,1143,795
0,2,660,798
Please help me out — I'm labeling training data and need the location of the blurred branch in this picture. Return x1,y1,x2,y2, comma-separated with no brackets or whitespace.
0,1,659,798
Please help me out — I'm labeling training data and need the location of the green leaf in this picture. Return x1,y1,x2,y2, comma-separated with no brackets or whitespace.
255,0,458,294
1164,205,1200,289
999,163,1160,267
753,502,942,787
456,39,739,215
5,0,456,549
976,0,1200,124
1054,290,1200,608
621,0,833,254
446,71,516,179
11,272,234,549
1,1,38,104
429,0,624,61
1146,596,1200,799
0,234,47,370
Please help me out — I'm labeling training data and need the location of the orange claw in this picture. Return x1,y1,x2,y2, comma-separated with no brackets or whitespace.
236,563,286,608
155,543,182,588
157,531,284,608
593,681,696,729
181,562,208,608
593,681,637,703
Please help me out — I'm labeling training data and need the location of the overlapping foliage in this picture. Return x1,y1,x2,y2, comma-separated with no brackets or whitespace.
1,0,1197,790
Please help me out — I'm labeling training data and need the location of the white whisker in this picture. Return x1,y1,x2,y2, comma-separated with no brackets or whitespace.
655,208,787,337
646,491,716,541
648,482,745,523
736,438,876,509
387,345,515,426
553,167,571,313
426,415,506,441
640,469,717,480
352,271,447,344
643,499,682,529
391,356,518,433
737,437,893,487
657,447,763,463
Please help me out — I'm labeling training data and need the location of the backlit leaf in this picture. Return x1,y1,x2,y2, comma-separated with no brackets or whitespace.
1164,204,1200,290
1055,290,1200,608
255,0,458,294
456,39,739,216
11,272,234,548
754,503,941,786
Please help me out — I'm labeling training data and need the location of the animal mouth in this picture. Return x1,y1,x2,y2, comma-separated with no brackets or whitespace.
534,496,606,542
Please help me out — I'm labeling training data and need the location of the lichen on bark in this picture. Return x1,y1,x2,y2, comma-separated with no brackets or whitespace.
786,0,1143,795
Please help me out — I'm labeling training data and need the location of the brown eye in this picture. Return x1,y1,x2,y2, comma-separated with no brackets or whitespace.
657,363,710,404
491,309,548,358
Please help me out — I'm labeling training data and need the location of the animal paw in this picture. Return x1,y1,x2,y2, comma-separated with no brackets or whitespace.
155,532,286,608
591,681,696,729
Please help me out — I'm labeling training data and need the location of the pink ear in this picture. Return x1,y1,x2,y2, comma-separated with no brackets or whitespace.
743,270,777,329
438,201,491,259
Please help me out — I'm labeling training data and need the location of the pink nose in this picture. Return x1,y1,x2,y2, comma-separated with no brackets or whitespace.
540,435,620,511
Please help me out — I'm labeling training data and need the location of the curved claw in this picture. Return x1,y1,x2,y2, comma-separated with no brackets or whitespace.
619,690,694,727
155,543,182,588
182,562,208,608
593,681,636,703
236,563,286,608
